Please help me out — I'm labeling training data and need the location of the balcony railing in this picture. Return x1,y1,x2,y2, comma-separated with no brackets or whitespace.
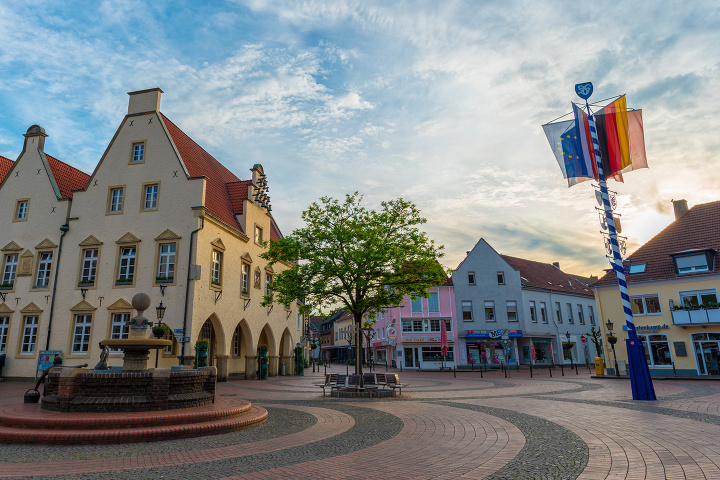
671,307,720,325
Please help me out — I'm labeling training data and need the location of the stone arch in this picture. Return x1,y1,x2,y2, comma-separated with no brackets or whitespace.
229,318,253,379
279,327,296,376
257,323,278,376
196,313,226,369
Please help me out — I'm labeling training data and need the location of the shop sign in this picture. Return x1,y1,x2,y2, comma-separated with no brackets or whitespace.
372,341,384,347
636,324,669,333
465,330,523,338
403,336,454,343
387,326,397,341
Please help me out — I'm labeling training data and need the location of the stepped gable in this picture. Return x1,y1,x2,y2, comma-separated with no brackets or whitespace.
593,200,720,287
0,155,13,182
501,255,593,296
45,153,90,199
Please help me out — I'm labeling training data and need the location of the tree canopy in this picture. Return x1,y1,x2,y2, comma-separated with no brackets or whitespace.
261,192,446,374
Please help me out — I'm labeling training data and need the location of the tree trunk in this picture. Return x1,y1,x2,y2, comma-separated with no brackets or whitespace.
354,314,363,377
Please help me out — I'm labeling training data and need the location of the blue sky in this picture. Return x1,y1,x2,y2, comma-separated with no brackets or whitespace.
1,0,718,276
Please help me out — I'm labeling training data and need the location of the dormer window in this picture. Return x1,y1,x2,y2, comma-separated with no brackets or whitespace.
629,263,646,274
673,251,712,274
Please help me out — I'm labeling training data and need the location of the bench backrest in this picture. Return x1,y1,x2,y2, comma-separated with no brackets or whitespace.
375,373,387,384
386,374,399,386
363,373,377,386
329,373,338,385
336,374,347,387
348,374,361,387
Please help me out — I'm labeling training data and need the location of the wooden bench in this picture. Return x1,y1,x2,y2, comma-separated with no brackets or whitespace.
362,373,380,391
315,373,339,396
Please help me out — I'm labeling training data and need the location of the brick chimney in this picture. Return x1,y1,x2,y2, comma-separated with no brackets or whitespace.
127,88,163,115
672,199,688,220
552,262,560,269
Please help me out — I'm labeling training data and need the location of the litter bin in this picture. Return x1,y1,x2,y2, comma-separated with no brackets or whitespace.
281,362,286,376
594,357,604,375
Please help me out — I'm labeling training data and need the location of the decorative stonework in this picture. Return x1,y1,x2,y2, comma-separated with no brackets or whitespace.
19,250,34,276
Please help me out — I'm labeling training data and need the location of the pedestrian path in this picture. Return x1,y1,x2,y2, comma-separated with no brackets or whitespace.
1,369,719,479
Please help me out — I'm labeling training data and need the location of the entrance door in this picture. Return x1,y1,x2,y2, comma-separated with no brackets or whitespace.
404,347,420,368
696,341,720,375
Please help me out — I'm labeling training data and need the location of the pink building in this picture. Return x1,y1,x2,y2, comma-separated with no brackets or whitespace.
371,278,456,369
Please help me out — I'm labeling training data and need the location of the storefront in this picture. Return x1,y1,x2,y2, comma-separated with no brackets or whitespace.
461,330,522,366
692,332,720,375
398,336,455,369
526,338,553,365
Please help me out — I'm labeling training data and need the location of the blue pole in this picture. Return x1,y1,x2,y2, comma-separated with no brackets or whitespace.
584,96,656,401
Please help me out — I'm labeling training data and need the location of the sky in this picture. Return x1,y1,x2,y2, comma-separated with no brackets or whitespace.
1,0,718,277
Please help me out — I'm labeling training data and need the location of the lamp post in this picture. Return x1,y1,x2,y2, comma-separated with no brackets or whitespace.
564,331,574,370
606,319,620,377
153,302,167,368
361,326,376,372
347,341,352,375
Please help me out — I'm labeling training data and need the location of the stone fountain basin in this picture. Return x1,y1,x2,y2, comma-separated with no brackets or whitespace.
100,339,172,349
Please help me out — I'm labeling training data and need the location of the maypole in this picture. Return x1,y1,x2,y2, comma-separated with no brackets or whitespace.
574,82,655,400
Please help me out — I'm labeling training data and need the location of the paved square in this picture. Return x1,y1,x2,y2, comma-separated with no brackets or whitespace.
1,368,719,479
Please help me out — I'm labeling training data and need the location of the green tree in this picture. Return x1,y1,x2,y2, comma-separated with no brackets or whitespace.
261,193,446,375
587,325,604,358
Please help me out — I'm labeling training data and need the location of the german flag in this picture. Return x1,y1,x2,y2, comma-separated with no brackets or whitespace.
594,96,631,178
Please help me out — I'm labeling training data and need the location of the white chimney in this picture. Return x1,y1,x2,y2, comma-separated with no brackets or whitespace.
127,88,163,115
672,199,688,220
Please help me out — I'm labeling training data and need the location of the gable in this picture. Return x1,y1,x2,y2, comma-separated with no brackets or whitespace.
79,235,103,247
70,300,96,312
116,232,141,245
211,238,226,251
107,298,133,311
155,229,181,241
0,302,14,314
35,238,58,250
1,241,22,252
20,302,43,314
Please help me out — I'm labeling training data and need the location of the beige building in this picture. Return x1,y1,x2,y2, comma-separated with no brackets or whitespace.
593,200,720,376
0,88,301,380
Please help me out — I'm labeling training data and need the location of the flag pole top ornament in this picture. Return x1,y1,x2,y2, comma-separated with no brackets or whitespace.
575,82,593,100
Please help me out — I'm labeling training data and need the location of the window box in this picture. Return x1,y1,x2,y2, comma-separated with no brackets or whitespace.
78,280,95,286
116,277,134,285
212,280,221,287
0,283,13,290
155,276,174,283
241,289,249,296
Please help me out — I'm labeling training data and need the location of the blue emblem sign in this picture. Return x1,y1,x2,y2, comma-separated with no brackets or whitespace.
575,82,593,99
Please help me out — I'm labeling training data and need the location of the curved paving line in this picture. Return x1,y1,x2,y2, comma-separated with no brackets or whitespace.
0,407,315,463
434,400,589,480
11,402,403,480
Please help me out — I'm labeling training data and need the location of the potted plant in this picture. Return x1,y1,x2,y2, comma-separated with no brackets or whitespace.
155,276,174,283
241,289,249,296
152,324,170,339
0,282,13,290
195,340,209,367
212,280,221,287
116,276,133,285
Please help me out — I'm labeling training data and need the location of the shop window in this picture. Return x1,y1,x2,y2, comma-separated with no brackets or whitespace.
410,297,422,313
461,301,473,321
680,290,718,308
588,305,596,325
484,301,495,321
540,302,548,323
422,346,454,361
0,316,9,353
428,293,439,312
506,301,518,321
631,294,662,315
641,334,672,366
20,315,38,354
577,305,585,324
468,272,476,285
71,314,93,354
2,254,18,287
529,301,537,322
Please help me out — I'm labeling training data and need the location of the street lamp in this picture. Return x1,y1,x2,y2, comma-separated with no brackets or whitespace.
360,326,376,372
564,331,574,370
605,319,620,377
347,340,352,375
153,302,167,368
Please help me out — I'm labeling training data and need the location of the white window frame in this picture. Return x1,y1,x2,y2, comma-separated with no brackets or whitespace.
35,252,53,288
157,243,175,280
631,294,663,316
577,304,585,324
675,253,710,274
507,300,518,322
72,314,93,354
468,272,476,285
110,313,130,352
566,303,574,324
16,200,28,220
21,316,38,354
679,289,718,308
588,305,596,325
461,301,473,321
254,226,263,244
640,333,673,367
110,188,124,213
555,302,562,323
80,249,98,284
428,292,439,312
118,246,136,282
241,263,250,293
484,300,495,321
2,254,18,286
497,272,505,285
211,250,222,286
143,184,158,210
529,301,537,323
132,142,145,162
411,297,423,313
266,273,273,297
0,316,9,353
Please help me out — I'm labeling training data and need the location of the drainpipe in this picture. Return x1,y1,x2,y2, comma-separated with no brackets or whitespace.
45,223,69,350
181,217,204,364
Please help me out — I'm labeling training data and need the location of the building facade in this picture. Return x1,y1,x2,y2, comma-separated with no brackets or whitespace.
452,238,598,366
593,200,720,376
0,89,300,380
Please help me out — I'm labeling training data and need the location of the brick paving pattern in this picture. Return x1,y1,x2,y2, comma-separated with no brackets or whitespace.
1,368,720,479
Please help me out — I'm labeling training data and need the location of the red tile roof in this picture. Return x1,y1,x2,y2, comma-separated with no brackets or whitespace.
0,155,13,182
501,255,594,296
593,201,720,287
226,180,252,215
270,220,282,241
45,154,90,199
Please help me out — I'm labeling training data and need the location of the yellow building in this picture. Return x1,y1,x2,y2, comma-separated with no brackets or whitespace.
0,88,301,380
593,200,720,376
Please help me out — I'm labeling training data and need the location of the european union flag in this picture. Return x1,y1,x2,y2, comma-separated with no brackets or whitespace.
560,125,590,179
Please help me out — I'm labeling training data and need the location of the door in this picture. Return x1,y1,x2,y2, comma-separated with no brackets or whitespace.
696,341,720,375
404,347,420,368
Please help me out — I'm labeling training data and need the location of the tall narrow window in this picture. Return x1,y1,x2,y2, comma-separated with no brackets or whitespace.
555,302,562,323
507,301,518,321
411,297,423,313
15,200,28,220
2,254,18,286
211,250,222,286
577,305,585,324
266,273,273,297
468,272,476,285
21,316,38,354
110,313,130,352
0,316,9,353
233,324,242,356
462,301,473,321
109,188,124,213
254,226,263,244
484,301,495,321
132,142,145,163
428,293,439,312
241,263,249,294
35,252,53,288
80,249,98,284
588,306,595,325
72,314,92,354
157,244,175,281
530,301,537,322
567,303,574,324
540,302,548,323
143,184,158,210
497,272,505,285
117,247,136,283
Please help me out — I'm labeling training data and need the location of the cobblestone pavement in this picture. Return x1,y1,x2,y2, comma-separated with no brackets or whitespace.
1,368,720,479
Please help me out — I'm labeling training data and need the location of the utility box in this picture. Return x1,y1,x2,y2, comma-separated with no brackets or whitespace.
594,357,604,375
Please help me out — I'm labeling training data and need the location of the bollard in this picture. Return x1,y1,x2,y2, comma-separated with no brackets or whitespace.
576,364,579,375
471,362,474,372
453,366,456,378
480,367,483,378
385,361,388,372
530,364,533,378
549,364,552,377
586,361,590,373
561,364,564,376
516,361,520,372
347,363,349,375
672,361,677,376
